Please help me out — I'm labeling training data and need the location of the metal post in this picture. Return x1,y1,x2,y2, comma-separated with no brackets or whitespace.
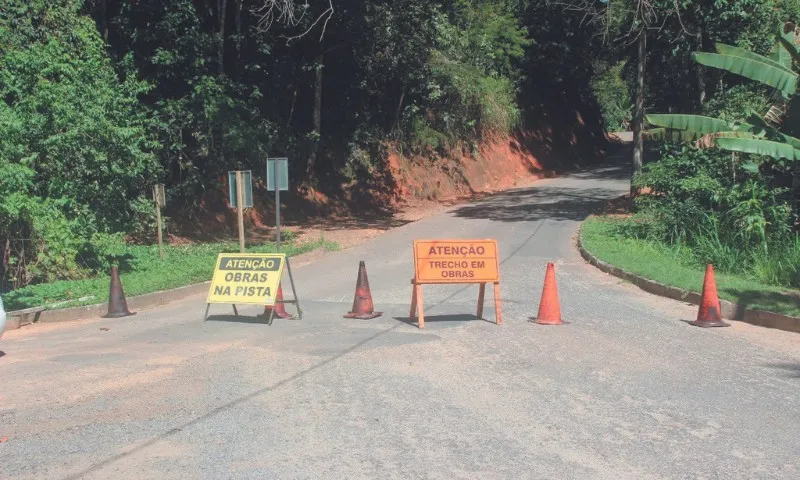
155,195,164,259
285,258,302,320
236,171,245,253
274,160,281,251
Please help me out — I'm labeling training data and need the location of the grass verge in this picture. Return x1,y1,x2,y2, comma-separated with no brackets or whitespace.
3,238,339,311
581,216,800,318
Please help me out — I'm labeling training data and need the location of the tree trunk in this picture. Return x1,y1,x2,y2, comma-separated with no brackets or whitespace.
287,86,298,128
217,0,228,76
307,53,323,178
216,0,228,167
632,30,646,196
100,0,108,42
696,17,708,109
235,0,243,67
393,86,406,132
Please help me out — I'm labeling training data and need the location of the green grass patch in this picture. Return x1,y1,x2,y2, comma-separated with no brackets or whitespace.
581,216,800,318
3,238,339,311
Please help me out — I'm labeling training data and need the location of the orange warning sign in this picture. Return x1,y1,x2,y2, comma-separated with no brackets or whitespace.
413,239,500,284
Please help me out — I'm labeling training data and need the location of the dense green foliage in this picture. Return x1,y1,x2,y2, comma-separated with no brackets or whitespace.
0,1,159,287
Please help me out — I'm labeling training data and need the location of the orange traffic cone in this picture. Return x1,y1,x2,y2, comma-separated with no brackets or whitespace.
690,264,730,328
259,284,292,320
103,266,135,318
534,263,563,325
344,261,382,319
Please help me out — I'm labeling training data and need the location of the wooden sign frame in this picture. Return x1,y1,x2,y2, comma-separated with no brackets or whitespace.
410,239,502,329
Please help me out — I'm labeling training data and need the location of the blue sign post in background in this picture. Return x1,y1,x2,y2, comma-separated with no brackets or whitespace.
267,158,289,250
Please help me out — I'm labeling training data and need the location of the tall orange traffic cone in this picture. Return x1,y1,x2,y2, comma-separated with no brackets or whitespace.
103,266,135,318
344,261,382,319
690,264,730,328
534,263,563,325
258,284,292,319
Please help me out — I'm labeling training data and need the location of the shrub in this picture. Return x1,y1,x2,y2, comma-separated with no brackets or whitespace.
0,3,159,288
616,143,799,288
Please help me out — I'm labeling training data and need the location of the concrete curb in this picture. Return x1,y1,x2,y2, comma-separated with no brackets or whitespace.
577,227,800,334
8,282,211,328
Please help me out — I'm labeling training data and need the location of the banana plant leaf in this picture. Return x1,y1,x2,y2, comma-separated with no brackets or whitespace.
776,34,800,70
715,137,800,160
692,52,798,98
645,114,730,134
716,43,791,72
643,128,703,142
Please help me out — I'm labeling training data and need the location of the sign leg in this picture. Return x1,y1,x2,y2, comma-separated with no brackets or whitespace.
286,258,302,320
477,283,486,319
232,304,239,316
410,280,418,320
203,304,211,322
493,282,502,325
415,283,425,329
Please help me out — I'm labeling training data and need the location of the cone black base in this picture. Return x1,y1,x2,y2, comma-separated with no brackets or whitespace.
689,319,730,328
344,311,382,320
103,311,136,319
258,309,292,319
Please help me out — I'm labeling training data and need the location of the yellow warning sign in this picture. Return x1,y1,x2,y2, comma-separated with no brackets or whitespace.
207,253,286,305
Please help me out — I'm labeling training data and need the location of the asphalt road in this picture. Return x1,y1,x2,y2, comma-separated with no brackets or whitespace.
2,163,799,480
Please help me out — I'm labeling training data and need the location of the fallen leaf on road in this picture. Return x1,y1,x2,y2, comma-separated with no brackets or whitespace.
0,437,9,443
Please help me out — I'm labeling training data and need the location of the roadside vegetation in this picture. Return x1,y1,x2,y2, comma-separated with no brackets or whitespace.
582,218,800,317
580,1,800,316
3,237,337,311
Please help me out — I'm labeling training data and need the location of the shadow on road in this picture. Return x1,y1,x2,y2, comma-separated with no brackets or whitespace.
393,314,495,327
719,288,800,320
206,314,271,325
452,163,629,224
565,163,631,181
453,186,624,223
764,362,800,379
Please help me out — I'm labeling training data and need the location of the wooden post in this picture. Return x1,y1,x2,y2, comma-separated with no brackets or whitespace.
477,283,486,319
415,283,425,329
236,171,245,253
493,282,502,325
410,279,418,320
155,194,164,259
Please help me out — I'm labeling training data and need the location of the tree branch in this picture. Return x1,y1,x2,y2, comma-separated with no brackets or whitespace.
252,0,334,44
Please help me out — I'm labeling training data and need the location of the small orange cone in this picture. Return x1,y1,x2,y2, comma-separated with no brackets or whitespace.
534,263,563,325
103,266,135,318
259,284,292,319
344,261,382,319
690,264,730,328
